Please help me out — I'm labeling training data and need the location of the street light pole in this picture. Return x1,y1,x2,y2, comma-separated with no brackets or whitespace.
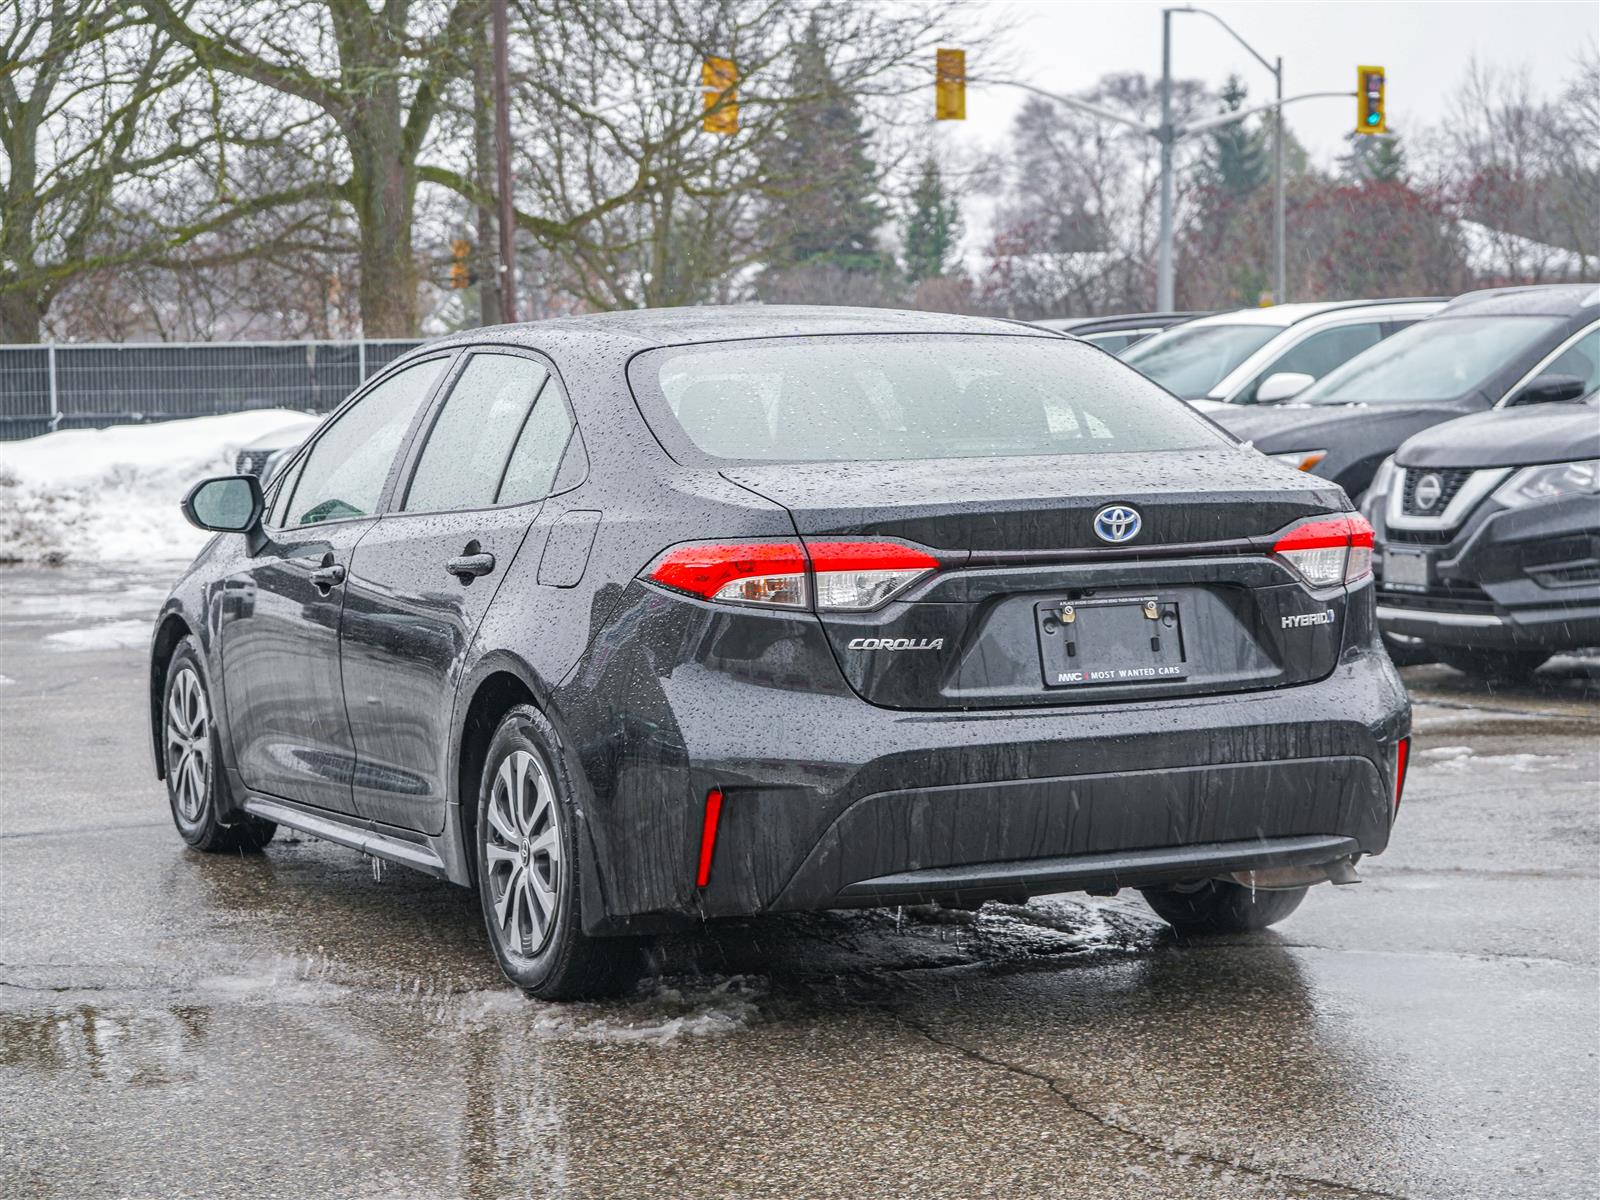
1162,6,1288,307
1156,9,1176,311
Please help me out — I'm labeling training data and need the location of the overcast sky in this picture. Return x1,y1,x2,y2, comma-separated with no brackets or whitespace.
943,0,1598,167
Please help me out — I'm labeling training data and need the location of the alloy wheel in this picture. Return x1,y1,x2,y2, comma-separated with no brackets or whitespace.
485,748,563,956
165,666,210,824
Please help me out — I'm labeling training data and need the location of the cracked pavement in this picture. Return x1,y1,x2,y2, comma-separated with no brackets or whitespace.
1,566,1596,1199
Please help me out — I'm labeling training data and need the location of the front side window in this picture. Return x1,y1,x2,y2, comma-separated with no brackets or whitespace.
1537,328,1600,394
631,335,1226,463
1239,322,1385,404
1121,324,1281,399
1300,316,1564,405
281,357,447,526
403,353,554,512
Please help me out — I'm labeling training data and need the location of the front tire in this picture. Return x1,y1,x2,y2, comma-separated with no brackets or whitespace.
1434,645,1550,683
162,639,275,853
475,705,637,999
1140,879,1307,934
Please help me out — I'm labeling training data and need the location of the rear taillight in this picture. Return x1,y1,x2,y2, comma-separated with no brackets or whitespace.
647,541,808,608
646,539,938,611
1272,514,1374,588
808,540,940,611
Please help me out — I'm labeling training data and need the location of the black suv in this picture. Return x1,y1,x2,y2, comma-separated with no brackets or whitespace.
1217,285,1600,499
1367,393,1600,679
152,307,1410,998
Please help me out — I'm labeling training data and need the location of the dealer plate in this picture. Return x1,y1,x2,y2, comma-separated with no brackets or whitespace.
1035,596,1187,688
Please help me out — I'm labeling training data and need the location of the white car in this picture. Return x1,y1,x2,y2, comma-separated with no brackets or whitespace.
1123,298,1444,412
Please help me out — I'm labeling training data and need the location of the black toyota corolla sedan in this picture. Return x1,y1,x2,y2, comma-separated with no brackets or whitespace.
151,307,1410,998
1367,392,1600,681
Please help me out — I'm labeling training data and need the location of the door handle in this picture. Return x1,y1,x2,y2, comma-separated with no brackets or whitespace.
311,563,346,590
445,552,496,581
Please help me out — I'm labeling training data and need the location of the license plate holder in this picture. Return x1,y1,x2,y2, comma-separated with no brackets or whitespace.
1383,548,1431,591
1036,596,1187,688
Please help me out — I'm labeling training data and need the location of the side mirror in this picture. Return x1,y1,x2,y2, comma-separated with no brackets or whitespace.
1255,372,1316,404
182,475,263,534
1507,373,1586,406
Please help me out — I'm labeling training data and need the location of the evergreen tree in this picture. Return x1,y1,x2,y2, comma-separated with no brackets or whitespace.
757,18,891,278
901,156,963,282
1201,76,1270,200
1342,132,1407,183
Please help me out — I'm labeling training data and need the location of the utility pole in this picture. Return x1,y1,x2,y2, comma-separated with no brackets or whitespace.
491,0,517,323
1156,9,1176,311
1273,55,1285,304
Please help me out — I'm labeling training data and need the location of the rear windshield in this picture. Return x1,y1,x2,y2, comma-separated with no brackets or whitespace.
629,335,1225,463
1299,315,1564,404
1121,323,1280,398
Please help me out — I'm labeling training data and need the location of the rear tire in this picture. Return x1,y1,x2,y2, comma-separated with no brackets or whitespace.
475,704,638,1000
1140,880,1307,934
162,639,276,853
1434,646,1549,683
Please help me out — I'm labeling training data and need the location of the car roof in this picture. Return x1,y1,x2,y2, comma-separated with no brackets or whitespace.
1436,284,1600,318
1179,297,1445,330
1032,312,1203,334
434,305,1051,353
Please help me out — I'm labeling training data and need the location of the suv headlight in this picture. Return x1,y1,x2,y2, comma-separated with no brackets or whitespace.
1269,449,1327,472
1491,459,1600,509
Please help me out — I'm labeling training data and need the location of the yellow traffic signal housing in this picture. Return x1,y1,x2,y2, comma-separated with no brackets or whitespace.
450,238,472,290
935,48,966,120
703,57,738,135
1356,65,1387,135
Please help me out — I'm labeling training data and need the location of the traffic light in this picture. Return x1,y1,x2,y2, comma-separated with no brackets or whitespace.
450,238,472,289
1356,65,1386,135
702,56,738,135
935,48,966,120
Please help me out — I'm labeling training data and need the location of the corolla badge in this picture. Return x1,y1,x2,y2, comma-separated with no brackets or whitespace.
1413,473,1443,511
1092,504,1142,544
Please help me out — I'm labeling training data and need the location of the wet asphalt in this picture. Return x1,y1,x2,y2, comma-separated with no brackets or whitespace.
1,566,1596,1200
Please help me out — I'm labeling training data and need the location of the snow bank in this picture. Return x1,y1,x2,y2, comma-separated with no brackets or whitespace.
0,410,311,566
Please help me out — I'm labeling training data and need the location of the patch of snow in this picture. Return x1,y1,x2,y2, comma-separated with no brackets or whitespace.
0,409,312,567
1419,747,1575,773
0,674,14,686
44,620,151,652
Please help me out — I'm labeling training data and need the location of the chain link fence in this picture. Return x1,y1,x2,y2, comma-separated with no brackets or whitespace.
0,338,426,440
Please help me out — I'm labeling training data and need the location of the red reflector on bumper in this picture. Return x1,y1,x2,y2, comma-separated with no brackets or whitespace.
1394,737,1410,813
696,788,724,888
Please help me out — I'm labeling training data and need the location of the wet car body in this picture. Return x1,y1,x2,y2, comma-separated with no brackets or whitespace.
1216,285,1600,499
149,307,1410,978
1371,394,1600,658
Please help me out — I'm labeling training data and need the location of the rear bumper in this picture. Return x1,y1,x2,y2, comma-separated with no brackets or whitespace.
570,638,1409,933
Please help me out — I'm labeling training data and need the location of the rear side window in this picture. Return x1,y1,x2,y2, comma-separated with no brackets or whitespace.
630,335,1225,463
403,352,572,512
282,357,446,526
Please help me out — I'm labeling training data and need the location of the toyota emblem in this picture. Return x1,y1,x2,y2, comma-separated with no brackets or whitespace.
1093,504,1142,544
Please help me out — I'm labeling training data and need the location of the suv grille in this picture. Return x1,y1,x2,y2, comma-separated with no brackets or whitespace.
1401,470,1472,518
235,448,274,477
1400,467,1473,516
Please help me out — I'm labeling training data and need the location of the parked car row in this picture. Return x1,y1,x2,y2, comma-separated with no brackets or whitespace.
1041,284,1599,678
